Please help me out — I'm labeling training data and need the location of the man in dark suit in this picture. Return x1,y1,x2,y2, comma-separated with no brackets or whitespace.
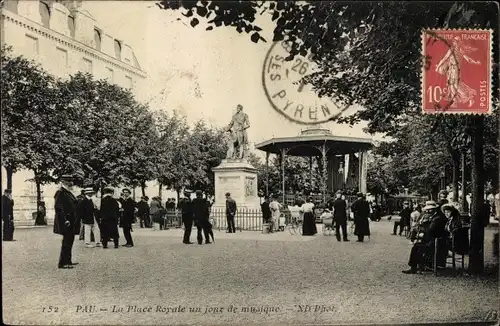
2,189,15,241
332,190,349,242
192,190,212,245
393,201,412,236
54,175,80,269
119,188,136,247
403,202,447,274
351,192,371,242
100,187,120,249
137,196,150,228
225,192,237,233
178,190,194,244
261,196,271,224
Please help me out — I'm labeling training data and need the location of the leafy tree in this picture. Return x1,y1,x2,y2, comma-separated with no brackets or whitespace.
1,46,61,202
54,73,159,192
187,120,227,194
151,110,190,197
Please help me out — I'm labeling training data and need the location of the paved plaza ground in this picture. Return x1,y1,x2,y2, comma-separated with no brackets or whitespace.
2,220,498,325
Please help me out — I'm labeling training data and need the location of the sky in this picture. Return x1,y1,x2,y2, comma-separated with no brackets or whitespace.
83,1,382,153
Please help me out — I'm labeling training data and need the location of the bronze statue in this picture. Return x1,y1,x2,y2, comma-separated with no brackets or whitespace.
226,104,250,160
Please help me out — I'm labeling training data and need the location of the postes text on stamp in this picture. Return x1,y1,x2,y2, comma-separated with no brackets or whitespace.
422,29,492,114
262,41,349,124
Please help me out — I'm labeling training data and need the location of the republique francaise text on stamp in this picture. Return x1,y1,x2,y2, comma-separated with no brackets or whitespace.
422,29,493,115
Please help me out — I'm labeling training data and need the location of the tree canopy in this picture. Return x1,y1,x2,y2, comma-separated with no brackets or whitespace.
1,46,231,197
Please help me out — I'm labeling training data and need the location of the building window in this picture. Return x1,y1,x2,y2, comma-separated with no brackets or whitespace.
125,76,133,89
56,47,68,69
94,29,101,51
67,16,75,38
106,67,114,83
81,58,92,74
25,35,39,55
114,40,121,60
39,2,51,28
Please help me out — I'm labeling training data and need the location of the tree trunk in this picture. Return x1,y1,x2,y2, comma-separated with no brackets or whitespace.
158,183,163,199
176,188,181,202
469,116,485,275
5,166,13,191
460,152,468,213
451,151,460,202
141,181,146,197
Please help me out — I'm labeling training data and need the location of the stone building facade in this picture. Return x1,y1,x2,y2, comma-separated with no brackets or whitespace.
1,0,147,222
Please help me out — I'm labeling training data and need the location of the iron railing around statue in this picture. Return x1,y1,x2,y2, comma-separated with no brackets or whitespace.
152,208,268,231
210,208,267,231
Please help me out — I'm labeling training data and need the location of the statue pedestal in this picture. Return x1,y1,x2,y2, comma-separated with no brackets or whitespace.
211,159,261,231
211,159,260,210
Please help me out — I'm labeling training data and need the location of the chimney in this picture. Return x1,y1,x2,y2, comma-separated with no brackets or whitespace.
50,2,71,36
73,6,95,46
17,0,42,24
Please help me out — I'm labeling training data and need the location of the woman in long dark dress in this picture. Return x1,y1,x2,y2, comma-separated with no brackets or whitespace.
300,197,316,236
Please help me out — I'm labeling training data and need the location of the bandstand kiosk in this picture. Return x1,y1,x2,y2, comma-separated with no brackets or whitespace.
255,128,373,206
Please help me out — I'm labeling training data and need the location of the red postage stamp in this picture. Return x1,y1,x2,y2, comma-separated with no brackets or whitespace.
421,29,492,114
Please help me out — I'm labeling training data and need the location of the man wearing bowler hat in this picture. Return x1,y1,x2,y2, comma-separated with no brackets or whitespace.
332,190,349,242
178,190,194,244
54,174,80,269
137,196,150,228
119,188,136,247
351,192,371,242
192,190,212,245
100,187,120,249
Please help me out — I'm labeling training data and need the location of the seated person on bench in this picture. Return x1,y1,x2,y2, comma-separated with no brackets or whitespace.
403,201,447,274
441,203,463,249
409,201,438,242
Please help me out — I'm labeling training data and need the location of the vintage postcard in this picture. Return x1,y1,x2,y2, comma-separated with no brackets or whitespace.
1,1,499,325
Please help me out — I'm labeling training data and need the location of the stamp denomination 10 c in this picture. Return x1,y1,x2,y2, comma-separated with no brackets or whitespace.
422,29,493,115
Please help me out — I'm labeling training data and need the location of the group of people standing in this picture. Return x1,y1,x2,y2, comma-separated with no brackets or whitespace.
325,191,371,242
261,191,371,241
54,174,136,269
177,189,215,245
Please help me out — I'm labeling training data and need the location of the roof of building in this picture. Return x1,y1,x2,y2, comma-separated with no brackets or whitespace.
255,128,373,156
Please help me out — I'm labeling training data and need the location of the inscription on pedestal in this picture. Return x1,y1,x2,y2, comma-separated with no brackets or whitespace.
218,176,240,201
